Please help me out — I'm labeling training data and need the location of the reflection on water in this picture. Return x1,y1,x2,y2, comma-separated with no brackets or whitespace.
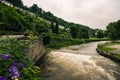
41,41,120,80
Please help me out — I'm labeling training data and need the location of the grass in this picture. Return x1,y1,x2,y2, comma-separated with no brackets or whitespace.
46,38,85,49
46,37,109,49
98,42,120,52
98,43,116,52
97,42,120,63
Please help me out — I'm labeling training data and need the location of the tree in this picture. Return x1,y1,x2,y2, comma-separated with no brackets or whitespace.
29,4,42,15
51,21,54,33
89,29,97,38
70,26,79,38
97,30,104,38
81,28,89,39
115,20,120,39
42,11,54,21
50,22,59,34
54,23,59,34
106,22,119,40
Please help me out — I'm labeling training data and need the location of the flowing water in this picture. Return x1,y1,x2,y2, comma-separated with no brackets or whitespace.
41,41,120,80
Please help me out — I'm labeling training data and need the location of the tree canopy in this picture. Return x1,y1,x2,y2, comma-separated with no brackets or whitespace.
97,30,104,38
70,23,89,39
106,20,120,40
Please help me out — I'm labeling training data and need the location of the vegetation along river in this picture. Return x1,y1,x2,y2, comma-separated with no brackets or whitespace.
41,41,120,80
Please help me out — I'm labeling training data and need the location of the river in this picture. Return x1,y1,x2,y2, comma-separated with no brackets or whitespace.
41,41,120,80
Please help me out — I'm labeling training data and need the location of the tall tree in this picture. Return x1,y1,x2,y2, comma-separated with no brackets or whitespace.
70,26,78,38
107,20,120,41
51,21,54,33
81,28,89,39
55,23,59,34
51,21,55,33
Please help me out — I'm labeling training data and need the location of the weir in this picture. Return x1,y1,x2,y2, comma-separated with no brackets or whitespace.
41,41,120,80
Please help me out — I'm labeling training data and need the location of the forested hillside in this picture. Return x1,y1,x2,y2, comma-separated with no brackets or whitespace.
0,0,106,39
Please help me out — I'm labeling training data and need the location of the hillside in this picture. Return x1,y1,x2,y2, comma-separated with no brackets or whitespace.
0,0,104,39
0,2,50,35
5,0,89,29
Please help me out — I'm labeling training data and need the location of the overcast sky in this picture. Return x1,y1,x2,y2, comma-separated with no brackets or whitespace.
22,0,120,29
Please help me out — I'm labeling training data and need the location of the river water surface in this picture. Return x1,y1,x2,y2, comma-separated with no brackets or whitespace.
41,41,120,80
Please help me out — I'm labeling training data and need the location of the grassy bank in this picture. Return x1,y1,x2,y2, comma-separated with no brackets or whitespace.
46,37,108,49
0,39,41,80
97,42,120,63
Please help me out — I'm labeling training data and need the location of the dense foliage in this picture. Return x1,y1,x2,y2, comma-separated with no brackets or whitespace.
106,20,120,41
0,3,50,35
97,30,104,38
69,24,89,39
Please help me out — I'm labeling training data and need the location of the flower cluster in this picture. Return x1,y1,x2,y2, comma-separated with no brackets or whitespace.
9,63,20,80
0,54,13,60
0,76,6,80
0,54,25,80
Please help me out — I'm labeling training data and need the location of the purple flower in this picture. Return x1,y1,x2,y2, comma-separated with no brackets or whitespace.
9,65,20,78
0,54,13,60
0,76,6,80
20,63,25,69
12,61,18,66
